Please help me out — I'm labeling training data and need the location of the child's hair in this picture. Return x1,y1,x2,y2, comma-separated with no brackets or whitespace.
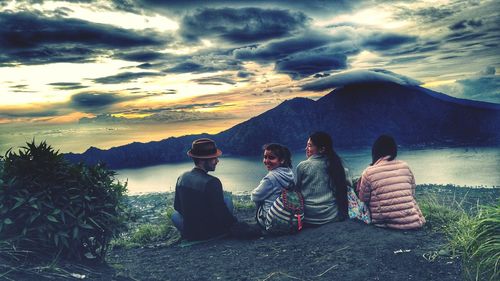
371,135,398,165
262,143,292,168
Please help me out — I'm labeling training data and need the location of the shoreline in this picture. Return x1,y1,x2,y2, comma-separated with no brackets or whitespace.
125,183,500,196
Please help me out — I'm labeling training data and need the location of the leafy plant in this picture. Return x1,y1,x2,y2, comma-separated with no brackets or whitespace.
0,141,127,261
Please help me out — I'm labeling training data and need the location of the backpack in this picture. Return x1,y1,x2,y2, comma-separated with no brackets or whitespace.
259,188,305,235
347,185,371,224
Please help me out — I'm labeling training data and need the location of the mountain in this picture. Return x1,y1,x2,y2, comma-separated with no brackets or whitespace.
65,82,500,169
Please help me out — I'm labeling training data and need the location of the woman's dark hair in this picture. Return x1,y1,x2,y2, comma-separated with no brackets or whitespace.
309,132,348,219
371,135,398,165
263,143,292,168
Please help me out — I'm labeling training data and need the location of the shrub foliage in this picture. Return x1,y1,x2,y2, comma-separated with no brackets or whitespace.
0,141,127,261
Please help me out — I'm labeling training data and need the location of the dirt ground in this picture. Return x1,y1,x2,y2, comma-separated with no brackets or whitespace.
5,186,498,281
106,209,460,281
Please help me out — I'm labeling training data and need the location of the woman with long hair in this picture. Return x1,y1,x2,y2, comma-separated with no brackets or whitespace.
357,135,425,229
295,132,349,226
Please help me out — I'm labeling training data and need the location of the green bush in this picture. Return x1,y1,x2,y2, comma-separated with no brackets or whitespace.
0,141,127,261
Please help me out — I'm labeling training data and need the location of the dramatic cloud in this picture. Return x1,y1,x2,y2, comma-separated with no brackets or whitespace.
169,102,224,110
69,91,160,112
456,75,500,103
115,51,172,62
0,11,165,64
361,32,418,51
48,82,88,90
445,30,486,43
233,28,421,79
163,62,214,74
398,6,456,23
233,31,334,62
0,102,68,118
180,7,309,43
236,71,254,78
449,19,483,30
163,53,242,74
0,108,61,118
77,100,232,124
302,69,421,91
276,53,347,80
127,89,177,95
0,12,160,49
0,46,97,65
429,67,500,104
481,66,496,75
70,90,177,113
70,92,123,110
234,30,359,78
9,84,31,93
191,74,237,85
92,72,164,84
138,0,359,18
79,109,232,124
1,0,499,152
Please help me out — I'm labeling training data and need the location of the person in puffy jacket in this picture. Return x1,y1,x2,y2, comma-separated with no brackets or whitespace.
357,135,425,230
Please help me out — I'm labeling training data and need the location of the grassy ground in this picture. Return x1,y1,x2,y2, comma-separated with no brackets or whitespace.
416,186,499,281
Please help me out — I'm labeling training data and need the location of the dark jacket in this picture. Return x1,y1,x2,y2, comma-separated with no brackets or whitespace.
174,168,237,240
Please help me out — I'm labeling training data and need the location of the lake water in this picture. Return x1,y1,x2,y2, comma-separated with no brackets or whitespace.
116,146,500,194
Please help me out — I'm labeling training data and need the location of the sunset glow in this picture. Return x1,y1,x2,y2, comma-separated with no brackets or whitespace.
0,0,498,153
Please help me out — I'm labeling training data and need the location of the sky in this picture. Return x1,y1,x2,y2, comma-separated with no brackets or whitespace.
0,0,499,154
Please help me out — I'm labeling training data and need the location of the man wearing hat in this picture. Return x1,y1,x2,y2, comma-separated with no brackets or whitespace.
172,138,237,240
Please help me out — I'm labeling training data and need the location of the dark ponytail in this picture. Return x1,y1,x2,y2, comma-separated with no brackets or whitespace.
309,132,348,219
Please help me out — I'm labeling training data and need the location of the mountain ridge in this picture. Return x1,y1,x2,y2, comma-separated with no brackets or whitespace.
65,82,500,169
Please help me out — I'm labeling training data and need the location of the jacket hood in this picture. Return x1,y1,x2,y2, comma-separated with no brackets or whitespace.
268,167,294,189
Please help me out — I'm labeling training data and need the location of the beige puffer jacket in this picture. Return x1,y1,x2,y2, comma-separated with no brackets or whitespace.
357,156,425,229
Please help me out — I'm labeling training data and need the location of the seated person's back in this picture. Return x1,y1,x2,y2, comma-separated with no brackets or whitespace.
296,132,349,226
357,135,425,230
173,138,236,240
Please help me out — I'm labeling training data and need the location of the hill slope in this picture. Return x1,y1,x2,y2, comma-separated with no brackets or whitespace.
65,82,500,169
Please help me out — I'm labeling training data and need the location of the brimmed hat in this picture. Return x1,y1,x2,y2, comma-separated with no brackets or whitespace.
187,138,222,159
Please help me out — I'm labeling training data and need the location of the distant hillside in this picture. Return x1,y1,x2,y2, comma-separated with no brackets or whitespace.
65,82,500,169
